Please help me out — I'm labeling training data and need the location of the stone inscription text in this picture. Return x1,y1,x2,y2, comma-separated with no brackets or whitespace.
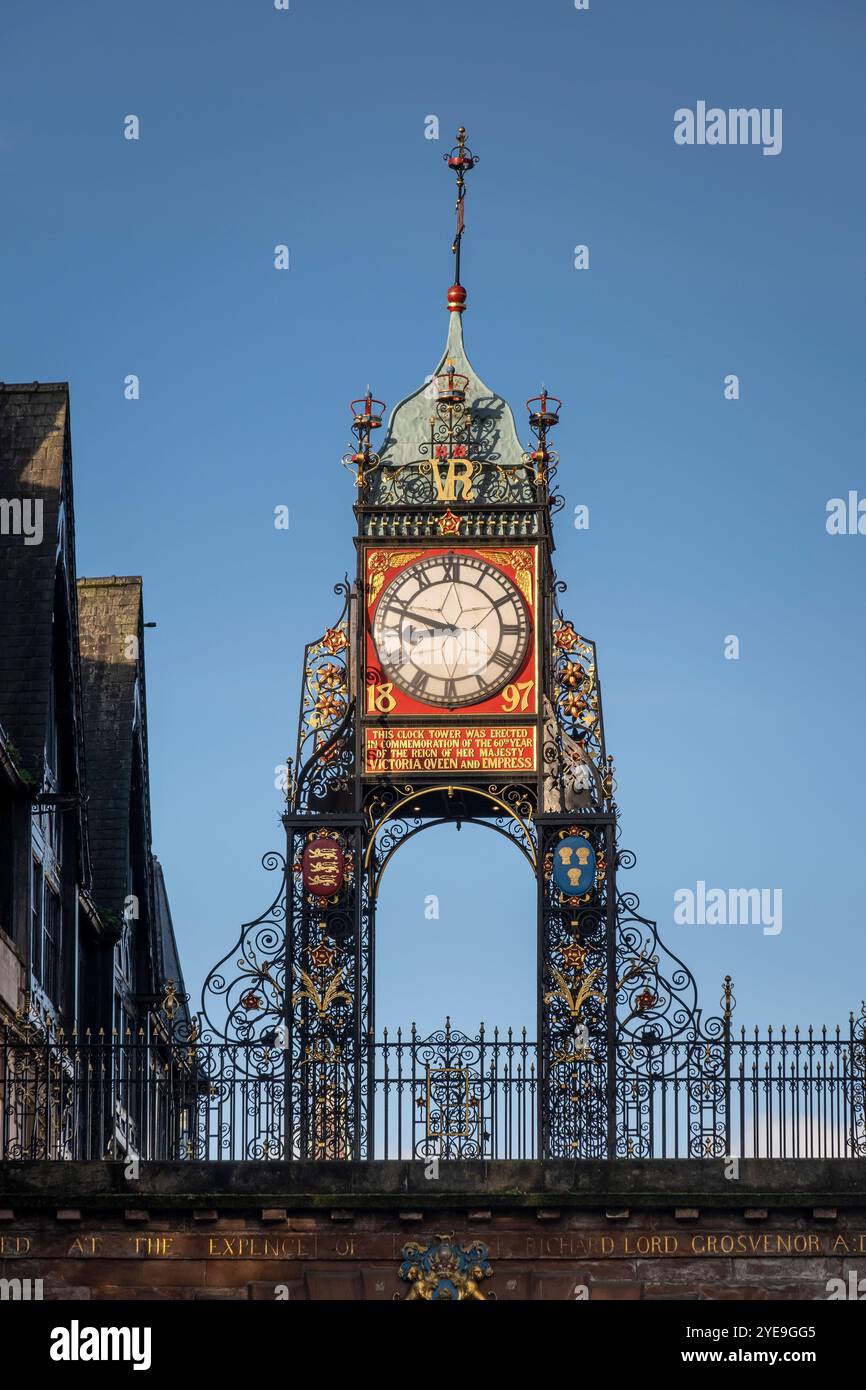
4,1230,866,1262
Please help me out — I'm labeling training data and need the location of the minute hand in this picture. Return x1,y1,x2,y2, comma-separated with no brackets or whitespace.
396,608,470,634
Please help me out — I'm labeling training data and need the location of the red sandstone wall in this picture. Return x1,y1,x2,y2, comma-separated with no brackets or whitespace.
2,1206,865,1300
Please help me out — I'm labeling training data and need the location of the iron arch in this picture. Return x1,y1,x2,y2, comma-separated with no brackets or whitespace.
363,783,537,900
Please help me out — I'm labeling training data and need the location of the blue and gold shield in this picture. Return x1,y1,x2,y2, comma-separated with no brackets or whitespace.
552,835,596,897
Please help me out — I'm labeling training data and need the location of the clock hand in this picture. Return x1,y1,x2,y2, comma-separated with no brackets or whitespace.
395,607,468,635
404,622,448,647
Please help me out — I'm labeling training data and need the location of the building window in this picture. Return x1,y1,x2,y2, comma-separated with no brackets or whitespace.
43,885,61,1002
31,857,42,979
31,857,61,1005
116,924,133,989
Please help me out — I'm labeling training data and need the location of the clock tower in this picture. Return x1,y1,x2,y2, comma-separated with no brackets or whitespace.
205,129,680,1163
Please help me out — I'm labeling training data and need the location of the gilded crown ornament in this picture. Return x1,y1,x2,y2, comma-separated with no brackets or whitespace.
525,387,561,485
342,387,385,488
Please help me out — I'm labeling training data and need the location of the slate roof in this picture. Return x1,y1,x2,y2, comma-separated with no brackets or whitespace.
0,715,29,790
0,383,70,779
76,576,143,923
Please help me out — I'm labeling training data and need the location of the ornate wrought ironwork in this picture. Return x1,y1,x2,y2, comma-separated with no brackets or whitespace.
543,612,612,814
524,387,561,488
285,823,365,1159
341,389,385,490
362,781,537,891
291,582,354,814
200,852,288,1049
374,1020,536,1161
852,1003,866,1157
5,1009,865,1162
370,427,537,510
539,821,611,1157
612,853,732,1158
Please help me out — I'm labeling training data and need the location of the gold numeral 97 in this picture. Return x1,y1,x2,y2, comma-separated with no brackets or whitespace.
502,681,533,713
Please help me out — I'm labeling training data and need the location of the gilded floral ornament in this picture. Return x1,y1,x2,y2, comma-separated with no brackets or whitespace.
308,939,336,970
365,550,423,605
544,965,606,1022
554,621,578,650
317,662,343,689
292,965,352,1022
561,941,588,971
321,626,348,655
219,947,288,1026
293,589,355,813
436,508,462,535
313,692,346,724
546,618,608,811
560,664,584,689
475,548,533,605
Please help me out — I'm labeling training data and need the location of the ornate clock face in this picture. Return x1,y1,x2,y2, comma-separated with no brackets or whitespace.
371,552,530,707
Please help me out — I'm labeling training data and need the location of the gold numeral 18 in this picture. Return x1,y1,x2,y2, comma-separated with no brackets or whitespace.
367,681,397,714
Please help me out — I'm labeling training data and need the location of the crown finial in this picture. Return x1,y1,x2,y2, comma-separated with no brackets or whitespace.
443,126,479,311
341,389,385,489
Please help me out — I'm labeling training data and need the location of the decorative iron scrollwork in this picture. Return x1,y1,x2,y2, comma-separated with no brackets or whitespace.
612,849,732,1158
292,582,354,813
368,373,537,509
540,823,610,1158
850,1002,866,1157
199,851,288,1050
545,612,611,814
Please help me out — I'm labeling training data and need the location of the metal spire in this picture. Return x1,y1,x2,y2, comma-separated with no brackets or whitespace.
444,126,479,299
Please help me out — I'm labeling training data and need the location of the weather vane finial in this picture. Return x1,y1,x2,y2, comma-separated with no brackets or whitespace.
444,126,479,312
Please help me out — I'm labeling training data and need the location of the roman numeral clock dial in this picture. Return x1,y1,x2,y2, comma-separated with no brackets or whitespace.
370,553,530,708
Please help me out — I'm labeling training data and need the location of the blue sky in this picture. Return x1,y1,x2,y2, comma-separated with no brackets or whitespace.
2,0,864,1038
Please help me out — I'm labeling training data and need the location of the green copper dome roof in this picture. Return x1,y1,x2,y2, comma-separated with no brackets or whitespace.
365,310,535,509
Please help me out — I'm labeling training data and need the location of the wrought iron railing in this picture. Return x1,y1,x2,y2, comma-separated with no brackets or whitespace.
2,1018,864,1162
617,1025,865,1160
373,1023,538,1161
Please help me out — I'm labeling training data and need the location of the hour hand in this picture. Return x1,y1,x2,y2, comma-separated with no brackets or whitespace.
399,608,459,635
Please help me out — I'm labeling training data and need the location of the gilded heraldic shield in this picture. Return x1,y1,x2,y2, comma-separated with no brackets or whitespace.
398,1234,493,1300
551,834,596,897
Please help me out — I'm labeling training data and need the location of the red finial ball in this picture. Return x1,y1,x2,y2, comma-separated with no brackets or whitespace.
447,283,467,313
